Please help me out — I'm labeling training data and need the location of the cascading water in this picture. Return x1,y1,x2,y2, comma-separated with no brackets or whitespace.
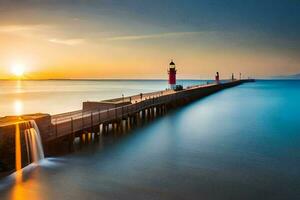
14,120,45,171
24,120,45,163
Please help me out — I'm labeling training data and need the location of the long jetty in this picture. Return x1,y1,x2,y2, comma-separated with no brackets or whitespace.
49,80,252,143
0,79,254,174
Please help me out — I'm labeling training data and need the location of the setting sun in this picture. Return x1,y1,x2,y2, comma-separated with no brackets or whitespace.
11,63,25,77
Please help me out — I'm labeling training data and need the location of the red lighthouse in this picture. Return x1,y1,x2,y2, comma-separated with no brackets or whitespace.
168,60,177,89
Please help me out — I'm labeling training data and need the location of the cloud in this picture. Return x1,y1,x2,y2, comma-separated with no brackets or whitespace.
0,24,85,46
0,24,55,41
106,31,202,41
48,38,85,46
0,25,30,32
0,24,48,33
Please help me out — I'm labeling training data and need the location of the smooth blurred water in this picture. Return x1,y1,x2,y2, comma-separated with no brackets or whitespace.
0,80,299,200
0,80,206,116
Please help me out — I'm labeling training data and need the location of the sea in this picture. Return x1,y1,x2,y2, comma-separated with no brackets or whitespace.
0,80,207,117
0,80,299,199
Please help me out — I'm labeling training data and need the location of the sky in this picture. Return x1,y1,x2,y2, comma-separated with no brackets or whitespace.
0,0,300,79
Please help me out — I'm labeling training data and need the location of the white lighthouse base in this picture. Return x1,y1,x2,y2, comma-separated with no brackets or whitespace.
170,84,176,90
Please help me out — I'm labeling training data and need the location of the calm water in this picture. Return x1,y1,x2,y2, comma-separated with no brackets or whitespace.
0,80,300,200
0,80,206,117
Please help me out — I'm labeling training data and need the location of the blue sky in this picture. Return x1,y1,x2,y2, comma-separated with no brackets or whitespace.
0,0,299,78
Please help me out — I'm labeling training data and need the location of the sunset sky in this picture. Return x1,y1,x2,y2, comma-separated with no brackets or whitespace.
0,0,299,79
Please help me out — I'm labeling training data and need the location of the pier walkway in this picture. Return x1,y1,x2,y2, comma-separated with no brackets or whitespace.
48,80,249,141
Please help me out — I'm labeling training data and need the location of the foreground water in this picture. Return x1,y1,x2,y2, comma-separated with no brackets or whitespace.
0,80,300,199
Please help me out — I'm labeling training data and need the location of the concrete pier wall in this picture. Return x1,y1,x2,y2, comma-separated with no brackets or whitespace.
83,101,131,111
0,114,51,175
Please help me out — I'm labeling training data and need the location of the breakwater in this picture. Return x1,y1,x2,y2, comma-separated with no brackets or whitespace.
0,79,253,176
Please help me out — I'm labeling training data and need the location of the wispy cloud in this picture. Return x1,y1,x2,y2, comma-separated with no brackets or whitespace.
0,24,49,33
0,24,85,46
0,25,30,32
106,31,202,41
48,38,85,46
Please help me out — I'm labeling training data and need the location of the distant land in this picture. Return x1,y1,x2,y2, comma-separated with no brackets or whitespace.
271,73,300,79
0,78,200,81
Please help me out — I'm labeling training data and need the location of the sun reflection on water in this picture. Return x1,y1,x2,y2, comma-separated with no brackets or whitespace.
14,100,23,116
15,80,23,94
0,159,60,200
11,169,41,200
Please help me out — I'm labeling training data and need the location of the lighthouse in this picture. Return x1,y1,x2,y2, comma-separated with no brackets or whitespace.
215,72,220,84
168,60,177,89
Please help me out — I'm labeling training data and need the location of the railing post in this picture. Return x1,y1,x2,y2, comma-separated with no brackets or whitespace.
98,109,101,122
69,117,74,152
91,112,93,132
55,118,58,138
82,111,84,130
71,117,74,134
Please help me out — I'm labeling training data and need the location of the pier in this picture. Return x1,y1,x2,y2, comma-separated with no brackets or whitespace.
48,80,252,145
0,79,253,174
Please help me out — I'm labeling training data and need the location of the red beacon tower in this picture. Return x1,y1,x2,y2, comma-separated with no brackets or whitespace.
168,60,177,89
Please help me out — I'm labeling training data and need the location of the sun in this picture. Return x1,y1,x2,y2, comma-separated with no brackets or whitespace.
11,63,25,77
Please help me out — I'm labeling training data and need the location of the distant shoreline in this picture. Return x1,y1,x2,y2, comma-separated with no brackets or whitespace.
1,78,299,81
0,78,210,81
0,78,299,82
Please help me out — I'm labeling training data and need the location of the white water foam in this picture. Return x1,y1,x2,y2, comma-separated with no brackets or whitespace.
24,120,45,163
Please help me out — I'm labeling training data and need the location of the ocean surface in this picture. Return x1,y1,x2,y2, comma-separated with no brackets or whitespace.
0,80,207,117
0,80,300,200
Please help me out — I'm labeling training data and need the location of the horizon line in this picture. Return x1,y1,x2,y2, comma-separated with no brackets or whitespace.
0,78,212,81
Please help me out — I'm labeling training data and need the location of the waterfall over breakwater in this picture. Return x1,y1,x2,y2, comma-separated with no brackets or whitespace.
15,120,45,170
24,120,45,163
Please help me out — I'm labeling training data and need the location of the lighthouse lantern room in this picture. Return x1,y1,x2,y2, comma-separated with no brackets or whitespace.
168,60,177,89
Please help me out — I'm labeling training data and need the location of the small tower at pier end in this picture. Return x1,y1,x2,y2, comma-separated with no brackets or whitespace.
215,72,220,84
168,60,177,89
